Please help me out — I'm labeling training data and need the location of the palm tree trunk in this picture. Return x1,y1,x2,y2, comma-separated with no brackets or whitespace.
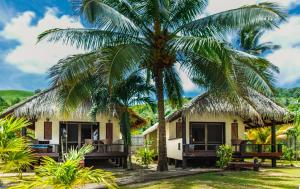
154,68,168,171
127,144,133,170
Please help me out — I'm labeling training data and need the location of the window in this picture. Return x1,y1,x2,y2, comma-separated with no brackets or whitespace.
176,121,182,138
190,122,225,151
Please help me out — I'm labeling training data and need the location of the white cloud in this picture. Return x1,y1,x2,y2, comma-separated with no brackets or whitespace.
206,0,299,14
262,15,300,86
175,64,198,92
262,16,300,48
266,48,300,85
0,8,84,74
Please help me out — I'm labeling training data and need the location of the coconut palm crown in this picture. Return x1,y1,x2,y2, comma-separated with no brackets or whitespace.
38,0,286,171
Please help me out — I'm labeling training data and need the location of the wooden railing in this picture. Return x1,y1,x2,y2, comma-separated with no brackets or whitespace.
183,144,221,152
183,143,283,158
232,144,283,154
91,144,125,153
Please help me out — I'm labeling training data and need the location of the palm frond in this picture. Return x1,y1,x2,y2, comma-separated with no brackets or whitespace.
177,2,287,35
163,66,183,108
72,0,138,33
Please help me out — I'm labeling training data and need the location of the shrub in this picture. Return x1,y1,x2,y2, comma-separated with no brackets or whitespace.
216,144,233,169
282,146,296,166
136,141,155,168
0,117,35,178
10,145,118,189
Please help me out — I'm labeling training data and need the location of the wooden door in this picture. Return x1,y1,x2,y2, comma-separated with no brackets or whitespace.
106,123,113,143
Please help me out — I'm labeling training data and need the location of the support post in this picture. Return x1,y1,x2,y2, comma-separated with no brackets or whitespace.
271,123,276,168
181,114,187,169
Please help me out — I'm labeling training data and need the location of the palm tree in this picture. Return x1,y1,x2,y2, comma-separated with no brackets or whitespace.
0,117,35,178
89,71,155,169
39,0,286,171
10,145,117,189
236,26,281,56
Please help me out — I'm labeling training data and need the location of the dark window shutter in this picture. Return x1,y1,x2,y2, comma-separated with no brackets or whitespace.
176,122,182,138
231,122,238,140
106,123,113,142
44,122,52,140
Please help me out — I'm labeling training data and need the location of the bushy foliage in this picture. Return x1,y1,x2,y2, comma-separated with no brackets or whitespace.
0,97,9,112
10,145,118,189
136,141,155,168
0,117,35,177
216,145,233,169
282,146,296,166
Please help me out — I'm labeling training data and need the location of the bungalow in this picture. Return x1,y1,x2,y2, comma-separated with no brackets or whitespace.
1,88,146,166
143,90,291,168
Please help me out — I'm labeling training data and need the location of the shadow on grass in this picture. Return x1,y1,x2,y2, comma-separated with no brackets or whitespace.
122,169,300,189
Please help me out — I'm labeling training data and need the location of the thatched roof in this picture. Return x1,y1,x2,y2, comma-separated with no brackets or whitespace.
0,87,147,128
167,90,291,127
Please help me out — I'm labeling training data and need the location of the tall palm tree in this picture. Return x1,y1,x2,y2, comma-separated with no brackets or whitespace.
39,0,286,171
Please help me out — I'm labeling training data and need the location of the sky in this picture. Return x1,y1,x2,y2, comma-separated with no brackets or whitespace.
0,0,300,96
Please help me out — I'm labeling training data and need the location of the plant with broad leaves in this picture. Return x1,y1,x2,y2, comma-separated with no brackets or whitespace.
136,141,155,168
216,144,233,169
9,145,118,189
0,117,35,178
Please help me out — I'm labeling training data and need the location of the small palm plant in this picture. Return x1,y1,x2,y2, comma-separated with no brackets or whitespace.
0,117,35,178
136,141,155,168
10,145,118,189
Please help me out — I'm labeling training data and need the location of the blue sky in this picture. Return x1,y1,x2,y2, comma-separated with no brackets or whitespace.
0,0,300,95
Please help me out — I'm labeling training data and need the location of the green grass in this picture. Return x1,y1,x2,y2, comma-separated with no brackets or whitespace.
123,168,300,189
0,90,34,104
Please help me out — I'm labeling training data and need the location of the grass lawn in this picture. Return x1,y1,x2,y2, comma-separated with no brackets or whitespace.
123,168,300,189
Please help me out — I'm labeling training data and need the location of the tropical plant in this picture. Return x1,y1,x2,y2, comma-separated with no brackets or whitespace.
236,26,280,56
90,72,155,169
0,117,35,178
39,0,286,171
282,146,296,166
0,97,9,112
136,141,155,168
245,125,295,144
10,145,118,189
216,144,233,169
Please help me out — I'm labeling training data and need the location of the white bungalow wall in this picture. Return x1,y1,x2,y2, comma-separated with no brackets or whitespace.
166,113,246,160
166,118,183,160
34,114,121,144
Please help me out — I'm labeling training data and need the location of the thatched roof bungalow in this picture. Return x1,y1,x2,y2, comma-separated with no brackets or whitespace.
143,90,291,168
0,87,147,163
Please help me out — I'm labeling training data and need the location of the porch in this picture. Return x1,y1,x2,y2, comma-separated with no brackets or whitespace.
25,120,128,163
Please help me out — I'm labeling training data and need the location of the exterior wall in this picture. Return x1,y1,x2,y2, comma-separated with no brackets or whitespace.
166,113,246,160
34,114,121,144
166,118,183,160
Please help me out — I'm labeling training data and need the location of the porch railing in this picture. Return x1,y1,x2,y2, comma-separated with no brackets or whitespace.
91,144,125,153
183,143,283,157
232,144,283,154
183,144,221,153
